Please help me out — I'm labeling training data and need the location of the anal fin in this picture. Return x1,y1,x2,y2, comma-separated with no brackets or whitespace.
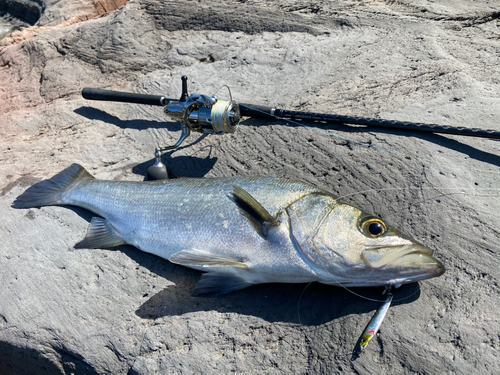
192,272,252,297
75,217,126,249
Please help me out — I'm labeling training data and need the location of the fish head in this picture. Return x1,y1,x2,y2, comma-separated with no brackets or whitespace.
287,194,445,287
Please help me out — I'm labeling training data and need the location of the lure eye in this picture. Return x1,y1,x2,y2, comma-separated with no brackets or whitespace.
361,218,387,238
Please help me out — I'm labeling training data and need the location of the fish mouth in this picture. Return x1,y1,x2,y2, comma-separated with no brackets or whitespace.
362,244,445,276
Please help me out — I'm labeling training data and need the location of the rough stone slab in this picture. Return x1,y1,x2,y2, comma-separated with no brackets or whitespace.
1,0,499,373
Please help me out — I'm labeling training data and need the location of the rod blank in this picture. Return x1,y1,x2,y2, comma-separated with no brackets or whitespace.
239,104,500,140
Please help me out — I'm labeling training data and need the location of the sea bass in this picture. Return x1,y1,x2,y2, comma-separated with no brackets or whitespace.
13,164,444,296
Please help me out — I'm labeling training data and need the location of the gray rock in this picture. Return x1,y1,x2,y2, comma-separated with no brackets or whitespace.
1,0,499,373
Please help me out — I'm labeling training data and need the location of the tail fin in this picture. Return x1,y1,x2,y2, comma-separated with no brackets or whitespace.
12,164,94,209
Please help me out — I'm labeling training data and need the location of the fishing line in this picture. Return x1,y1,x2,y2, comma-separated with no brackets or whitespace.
212,85,234,101
236,100,499,342
238,101,500,357
211,100,238,133
335,186,500,202
291,185,500,309
330,278,422,304
298,275,421,304
205,87,239,134
296,283,419,359
296,285,404,359
290,171,500,306
297,282,312,325
317,185,500,304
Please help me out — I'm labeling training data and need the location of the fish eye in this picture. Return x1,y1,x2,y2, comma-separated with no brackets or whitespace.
360,218,387,238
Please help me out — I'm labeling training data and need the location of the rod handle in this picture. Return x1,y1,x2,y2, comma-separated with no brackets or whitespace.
82,87,173,106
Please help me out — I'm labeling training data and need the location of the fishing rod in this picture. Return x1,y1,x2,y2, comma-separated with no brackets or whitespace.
82,76,500,180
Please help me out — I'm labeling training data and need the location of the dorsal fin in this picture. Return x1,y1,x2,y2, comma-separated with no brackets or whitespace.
232,185,279,238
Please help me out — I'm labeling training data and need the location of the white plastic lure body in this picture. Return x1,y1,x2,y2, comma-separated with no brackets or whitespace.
354,292,394,355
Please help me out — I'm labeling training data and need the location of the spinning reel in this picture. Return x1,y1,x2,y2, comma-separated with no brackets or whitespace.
83,75,500,180
83,76,241,179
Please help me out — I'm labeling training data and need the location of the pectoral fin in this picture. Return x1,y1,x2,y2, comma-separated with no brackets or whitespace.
169,249,248,268
232,185,278,238
75,217,126,249
192,272,252,297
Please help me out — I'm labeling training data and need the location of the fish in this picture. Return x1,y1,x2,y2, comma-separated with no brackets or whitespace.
12,163,445,296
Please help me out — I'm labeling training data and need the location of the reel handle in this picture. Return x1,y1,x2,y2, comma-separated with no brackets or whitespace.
179,75,189,102
82,87,175,106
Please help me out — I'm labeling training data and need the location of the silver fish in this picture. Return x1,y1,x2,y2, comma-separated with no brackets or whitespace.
13,164,445,296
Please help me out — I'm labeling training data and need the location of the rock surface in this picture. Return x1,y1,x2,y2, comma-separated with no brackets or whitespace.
0,0,128,49
1,0,500,373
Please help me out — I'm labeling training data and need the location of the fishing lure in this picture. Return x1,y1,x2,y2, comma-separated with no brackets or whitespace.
352,289,393,357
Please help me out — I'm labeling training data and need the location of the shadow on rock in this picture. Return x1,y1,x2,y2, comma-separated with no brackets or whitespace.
74,106,218,179
28,200,422,329
0,340,97,375
58,214,421,328
131,142,217,179
74,106,178,131
131,248,421,326
241,118,500,168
